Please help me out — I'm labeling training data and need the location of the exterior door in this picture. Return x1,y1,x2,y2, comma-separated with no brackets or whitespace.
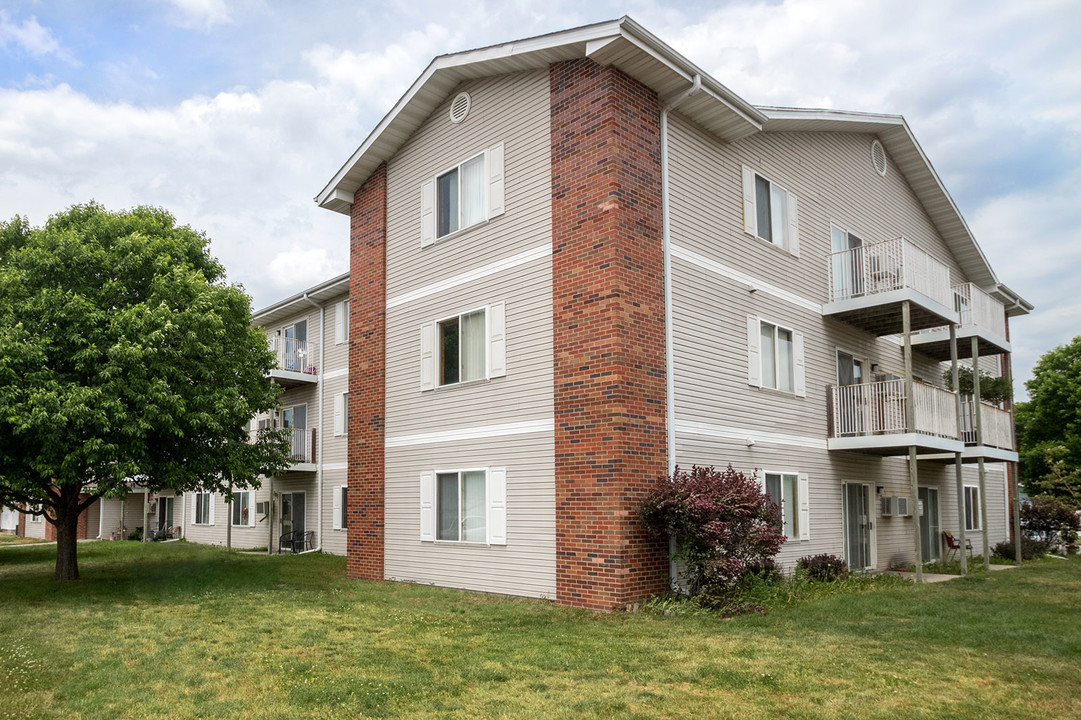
843,483,874,571
280,492,306,536
836,351,867,434
831,227,864,299
282,405,307,461
157,497,174,532
919,487,941,563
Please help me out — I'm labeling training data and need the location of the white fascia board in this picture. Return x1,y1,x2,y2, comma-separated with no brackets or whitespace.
251,272,350,325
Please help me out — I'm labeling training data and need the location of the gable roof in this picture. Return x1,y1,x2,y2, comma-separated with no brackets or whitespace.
316,16,1030,316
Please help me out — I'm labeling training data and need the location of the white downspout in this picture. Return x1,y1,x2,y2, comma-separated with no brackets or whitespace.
661,75,702,587
300,292,324,554
661,74,701,478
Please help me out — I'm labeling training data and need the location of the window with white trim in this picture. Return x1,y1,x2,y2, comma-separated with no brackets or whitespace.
28,504,43,523
747,316,805,396
231,491,254,527
419,468,506,545
742,166,799,255
420,143,505,247
964,486,981,531
193,492,213,525
335,299,349,345
420,303,506,391
764,472,810,541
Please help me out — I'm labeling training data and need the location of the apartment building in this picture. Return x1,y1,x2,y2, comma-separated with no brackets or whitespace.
316,17,1031,610
176,273,352,554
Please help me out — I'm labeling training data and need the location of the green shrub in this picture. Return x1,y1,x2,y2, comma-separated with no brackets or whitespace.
993,537,1049,561
797,554,850,582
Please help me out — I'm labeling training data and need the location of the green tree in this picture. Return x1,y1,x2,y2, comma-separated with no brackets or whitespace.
939,365,1012,405
1016,335,1081,508
0,203,291,580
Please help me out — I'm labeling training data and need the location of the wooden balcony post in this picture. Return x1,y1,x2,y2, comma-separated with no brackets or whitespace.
972,336,990,570
951,323,967,575
903,300,922,581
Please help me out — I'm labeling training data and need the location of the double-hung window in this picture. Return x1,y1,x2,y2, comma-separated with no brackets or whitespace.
419,468,507,545
420,303,506,391
231,491,254,527
964,486,981,531
420,143,505,247
742,166,799,255
763,472,809,541
193,492,213,525
747,316,805,397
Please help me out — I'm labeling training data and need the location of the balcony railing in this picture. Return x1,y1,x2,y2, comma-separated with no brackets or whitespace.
248,427,316,464
960,399,1015,450
830,379,958,440
829,236,953,309
954,283,1007,339
268,336,317,376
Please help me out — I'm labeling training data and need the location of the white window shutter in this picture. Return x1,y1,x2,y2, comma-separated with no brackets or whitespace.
793,331,806,398
747,315,762,387
248,493,255,527
191,494,197,525
420,322,436,391
419,471,435,542
209,496,215,526
420,178,436,247
332,487,342,531
488,302,506,378
487,142,505,218
333,393,345,436
786,192,799,257
335,301,346,345
741,165,757,236
798,473,810,541
487,467,507,545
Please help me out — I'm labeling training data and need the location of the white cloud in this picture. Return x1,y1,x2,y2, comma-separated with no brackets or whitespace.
164,0,232,31
266,248,339,292
0,10,76,64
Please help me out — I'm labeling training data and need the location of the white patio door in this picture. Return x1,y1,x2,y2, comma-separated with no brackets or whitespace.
280,492,306,536
919,487,941,563
843,483,875,571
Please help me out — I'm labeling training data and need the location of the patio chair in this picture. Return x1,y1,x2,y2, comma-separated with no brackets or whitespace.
291,530,315,553
278,530,297,554
942,530,973,562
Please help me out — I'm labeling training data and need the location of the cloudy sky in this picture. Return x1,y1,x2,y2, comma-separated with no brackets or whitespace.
1,0,1078,395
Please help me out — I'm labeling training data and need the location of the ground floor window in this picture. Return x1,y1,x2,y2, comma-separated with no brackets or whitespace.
194,492,212,525
437,470,486,542
231,491,253,527
964,486,981,531
765,472,800,539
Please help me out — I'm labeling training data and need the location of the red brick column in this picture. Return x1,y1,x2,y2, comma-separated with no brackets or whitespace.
347,162,388,580
550,59,669,610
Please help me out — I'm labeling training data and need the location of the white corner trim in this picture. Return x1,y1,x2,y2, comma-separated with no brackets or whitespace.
670,244,822,313
674,419,828,450
387,244,550,309
385,418,554,448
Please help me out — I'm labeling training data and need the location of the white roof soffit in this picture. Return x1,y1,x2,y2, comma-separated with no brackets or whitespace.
315,15,767,214
251,271,350,328
760,107,1030,315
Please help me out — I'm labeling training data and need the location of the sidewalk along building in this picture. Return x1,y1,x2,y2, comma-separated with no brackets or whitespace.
176,272,352,555
316,17,1031,610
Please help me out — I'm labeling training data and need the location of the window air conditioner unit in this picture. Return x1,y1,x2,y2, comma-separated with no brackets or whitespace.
881,496,895,517
895,497,911,517
256,501,269,515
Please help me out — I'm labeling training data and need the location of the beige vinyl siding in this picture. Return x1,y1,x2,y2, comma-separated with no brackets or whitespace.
23,510,46,538
321,468,348,556
384,432,555,598
84,499,100,538
381,68,554,594
668,116,1010,570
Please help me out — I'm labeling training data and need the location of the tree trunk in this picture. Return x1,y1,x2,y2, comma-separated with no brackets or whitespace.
53,492,81,581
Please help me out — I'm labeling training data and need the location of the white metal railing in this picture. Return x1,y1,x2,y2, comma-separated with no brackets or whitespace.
953,283,1007,339
247,426,315,463
831,379,958,440
267,336,317,376
960,399,1015,450
828,236,953,309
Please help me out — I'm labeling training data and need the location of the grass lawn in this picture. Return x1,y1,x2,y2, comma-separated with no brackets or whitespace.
1,543,1078,719
0,534,49,546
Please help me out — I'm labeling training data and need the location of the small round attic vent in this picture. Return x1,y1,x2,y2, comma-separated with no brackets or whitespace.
871,139,887,176
449,92,471,124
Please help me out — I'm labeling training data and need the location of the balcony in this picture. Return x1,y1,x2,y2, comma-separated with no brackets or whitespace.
910,283,1011,360
267,337,318,388
248,427,317,472
824,236,959,336
827,379,963,455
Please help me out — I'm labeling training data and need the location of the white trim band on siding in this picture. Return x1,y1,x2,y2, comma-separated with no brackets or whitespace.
322,368,349,380
385,419,554,448
321,462,348,471
386,244,550,309
670,244,822,313
674,419,828,450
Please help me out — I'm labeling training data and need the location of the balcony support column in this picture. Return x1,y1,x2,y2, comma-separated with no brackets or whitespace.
903,300,923,582
951,323,967,575
972,336,990,570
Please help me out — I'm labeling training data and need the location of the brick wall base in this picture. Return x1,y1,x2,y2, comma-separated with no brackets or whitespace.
550,59,669,610
346,163,388,581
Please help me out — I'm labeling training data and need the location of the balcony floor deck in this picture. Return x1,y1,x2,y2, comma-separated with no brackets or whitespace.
828,432,964,456
823,288,958,336
911,325,1011,361
918,446,1018,463
268,369,319,389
